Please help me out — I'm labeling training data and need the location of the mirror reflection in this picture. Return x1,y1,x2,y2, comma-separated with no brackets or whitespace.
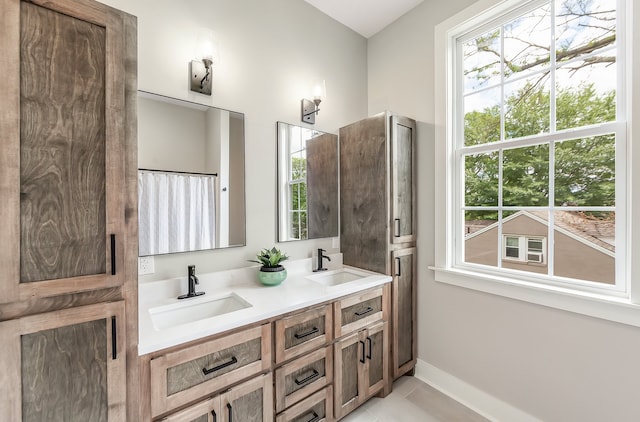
138,91,245,256
277,122,338,241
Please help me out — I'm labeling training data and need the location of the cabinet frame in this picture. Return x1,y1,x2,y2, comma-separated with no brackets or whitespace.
0,301,127,421
220,373,273,422
333,321,388,420
275,345,333,413
390,115,417,245
0,0,130,303
274,304,332,364
275,386,333,422
333,286,388,338
150,324,271,418
391,247,417,379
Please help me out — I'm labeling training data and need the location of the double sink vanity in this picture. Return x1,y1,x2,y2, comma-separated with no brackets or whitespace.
139,254,392,421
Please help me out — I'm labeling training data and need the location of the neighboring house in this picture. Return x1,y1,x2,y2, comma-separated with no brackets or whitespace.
465,210,615,284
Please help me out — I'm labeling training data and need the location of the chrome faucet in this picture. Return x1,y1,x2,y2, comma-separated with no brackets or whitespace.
178,265,205,299
314,248,331,272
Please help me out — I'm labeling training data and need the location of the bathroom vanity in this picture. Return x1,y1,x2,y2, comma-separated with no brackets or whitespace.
137,256,391,421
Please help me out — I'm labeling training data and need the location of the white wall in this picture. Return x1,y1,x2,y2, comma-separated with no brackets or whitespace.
98,0,368,280
368,1,640,421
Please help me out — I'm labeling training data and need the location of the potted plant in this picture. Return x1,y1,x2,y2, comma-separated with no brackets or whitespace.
250,247,289,286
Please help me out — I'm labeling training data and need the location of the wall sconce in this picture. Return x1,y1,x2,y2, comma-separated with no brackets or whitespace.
301,80,326,124
190,29,218,95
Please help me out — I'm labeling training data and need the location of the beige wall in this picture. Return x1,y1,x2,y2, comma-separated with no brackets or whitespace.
99,0,368,280
368,0,640,420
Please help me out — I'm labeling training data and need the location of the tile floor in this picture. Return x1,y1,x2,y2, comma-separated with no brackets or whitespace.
341,376,489,422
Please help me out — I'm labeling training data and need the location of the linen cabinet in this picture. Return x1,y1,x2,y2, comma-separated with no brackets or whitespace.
0,0,138,419
339,112,417,382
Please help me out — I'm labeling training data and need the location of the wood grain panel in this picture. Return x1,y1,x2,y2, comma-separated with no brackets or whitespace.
275,304,331,364
167,337,261,395
340,339,359,407
339,113,389,274
392,119,414,240
306,132,338,239
397,252,414,367
20,2,106,282
220,373,273,422
341,296,382,326
21,319,107,422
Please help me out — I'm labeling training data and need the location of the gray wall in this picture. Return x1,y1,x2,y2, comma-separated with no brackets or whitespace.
99,0,367,280
368,0,640,420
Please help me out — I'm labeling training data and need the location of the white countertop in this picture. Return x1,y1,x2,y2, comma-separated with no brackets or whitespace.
138,254,392,355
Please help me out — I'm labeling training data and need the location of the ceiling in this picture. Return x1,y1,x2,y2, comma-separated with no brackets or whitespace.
304,0,425,38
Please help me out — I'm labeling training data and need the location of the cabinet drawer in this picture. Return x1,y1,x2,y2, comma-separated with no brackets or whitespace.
275,304,332,363
276,386,333,422
275,346,333,413
150,324,271,417
333,286,387,338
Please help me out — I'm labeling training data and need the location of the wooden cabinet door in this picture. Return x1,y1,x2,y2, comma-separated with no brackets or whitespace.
390,115,416,244
0,0,133,303
0,301,126,421
162,396,221,422
333,331,364,419
363,321,388,398
392,248,417,379
220,373,273,422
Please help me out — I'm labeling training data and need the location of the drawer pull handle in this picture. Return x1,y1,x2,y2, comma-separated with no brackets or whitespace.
395,256,402,277
359,340,365,363
305,411,320,422
294,369,320,386
227,403,233,422
211,409,217,422
202,356,238,376
366,336,372,360
394,218,401,237
294,326,319,339
354,306,374,317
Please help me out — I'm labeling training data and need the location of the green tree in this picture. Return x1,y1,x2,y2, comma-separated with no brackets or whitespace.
465,83,615,214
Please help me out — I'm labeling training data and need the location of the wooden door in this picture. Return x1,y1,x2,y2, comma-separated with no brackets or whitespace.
0,0,132,303
391,115,416,244
162,396,221,422
392,248,417,379
333,331,364,419
0,301,126,421
339,113,389,275
363,321,388,398
220,373,274,422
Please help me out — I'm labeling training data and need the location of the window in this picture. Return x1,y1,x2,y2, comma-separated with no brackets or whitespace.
440,0,627,296
502,235,545,263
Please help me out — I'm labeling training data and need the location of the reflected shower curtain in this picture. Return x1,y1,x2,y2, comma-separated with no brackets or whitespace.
138,171,216,255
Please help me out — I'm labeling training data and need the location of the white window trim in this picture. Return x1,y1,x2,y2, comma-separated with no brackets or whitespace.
433,0,640,327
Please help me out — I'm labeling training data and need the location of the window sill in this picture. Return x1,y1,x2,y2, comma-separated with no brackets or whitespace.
431,267,640,328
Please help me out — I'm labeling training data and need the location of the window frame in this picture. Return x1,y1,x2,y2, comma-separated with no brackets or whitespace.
433,0,640,326
502,235,546,263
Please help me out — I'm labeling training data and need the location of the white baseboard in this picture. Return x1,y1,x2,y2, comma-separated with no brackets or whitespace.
414,359,541,422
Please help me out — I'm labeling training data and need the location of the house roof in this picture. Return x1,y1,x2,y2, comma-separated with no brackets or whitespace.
465,210,615,253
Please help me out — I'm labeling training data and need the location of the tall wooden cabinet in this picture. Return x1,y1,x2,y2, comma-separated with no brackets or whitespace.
339,112,417,381
0,0,138,420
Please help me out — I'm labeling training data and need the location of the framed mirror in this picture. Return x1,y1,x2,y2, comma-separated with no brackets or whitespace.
277,122,338,241
138,91,245,256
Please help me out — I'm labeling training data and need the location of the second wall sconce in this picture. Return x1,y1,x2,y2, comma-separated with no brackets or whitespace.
190,28,218,95
301,80,326,124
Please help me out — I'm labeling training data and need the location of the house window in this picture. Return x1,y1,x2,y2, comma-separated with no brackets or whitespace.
502,235,545,263
450,0,625,292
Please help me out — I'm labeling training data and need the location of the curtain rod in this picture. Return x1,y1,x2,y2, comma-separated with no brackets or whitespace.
138,168,218,177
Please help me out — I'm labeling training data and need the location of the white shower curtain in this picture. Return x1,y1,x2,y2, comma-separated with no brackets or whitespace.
138,171,216,255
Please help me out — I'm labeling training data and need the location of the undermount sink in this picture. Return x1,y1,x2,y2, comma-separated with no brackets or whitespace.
149,292,252,330
305,267,370,287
